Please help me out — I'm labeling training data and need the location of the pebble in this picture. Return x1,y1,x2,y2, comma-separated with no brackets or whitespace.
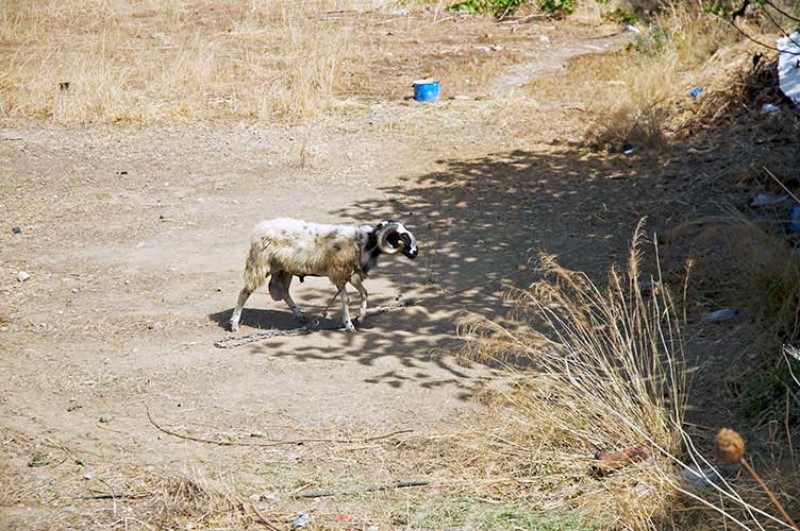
99,413,114,423
17,271,30,282
148,321,167,330
11,226,22,235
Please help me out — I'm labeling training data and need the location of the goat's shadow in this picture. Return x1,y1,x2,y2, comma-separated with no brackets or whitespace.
208,301,397,333
208,308,340,332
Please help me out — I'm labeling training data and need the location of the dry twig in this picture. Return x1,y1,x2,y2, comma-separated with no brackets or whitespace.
146,406,411,447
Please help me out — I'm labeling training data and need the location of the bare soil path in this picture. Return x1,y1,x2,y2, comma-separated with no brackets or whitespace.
0,20,646,530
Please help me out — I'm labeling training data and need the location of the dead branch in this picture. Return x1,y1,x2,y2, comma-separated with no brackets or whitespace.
146,406,412,447
291,480,430,499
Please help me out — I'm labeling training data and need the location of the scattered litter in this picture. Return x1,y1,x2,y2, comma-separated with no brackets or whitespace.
750,193,788,207
16,271,30,282
761,103,781,114
391,8,409,16
679,465,715,490
791,205,800,233
687,146,712,154
412,79,440,102
11,226,22,235
99,413,115,424
777,31,800,106
625,25,641,34
689,87,703,98
593,446,653,477
595,446,652,464
703,308,740,322
473,45,491,52
291,513,312,528
622,143,634,155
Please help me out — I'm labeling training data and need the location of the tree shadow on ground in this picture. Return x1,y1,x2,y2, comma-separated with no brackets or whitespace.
224,144,702,394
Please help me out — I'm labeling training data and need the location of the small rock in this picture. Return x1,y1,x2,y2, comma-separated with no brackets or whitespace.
82,473,94,480
17,271,30,282
215,287,222,292
148,321,167,330
66,403,82,412
11,226,22,235
98,413,114,424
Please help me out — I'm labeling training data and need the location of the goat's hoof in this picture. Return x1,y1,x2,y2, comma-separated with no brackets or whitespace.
229,322,240,332
359,311,368,321
344,322,357,332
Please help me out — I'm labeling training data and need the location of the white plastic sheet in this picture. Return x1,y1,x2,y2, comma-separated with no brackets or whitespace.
777,31,800,106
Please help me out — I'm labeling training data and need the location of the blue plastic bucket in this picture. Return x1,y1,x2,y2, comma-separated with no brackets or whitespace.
413,79,439,102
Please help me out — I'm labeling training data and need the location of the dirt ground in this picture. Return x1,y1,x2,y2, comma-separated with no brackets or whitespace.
0,15,744,529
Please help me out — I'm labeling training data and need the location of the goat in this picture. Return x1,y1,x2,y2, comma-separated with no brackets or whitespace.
229,218,418,332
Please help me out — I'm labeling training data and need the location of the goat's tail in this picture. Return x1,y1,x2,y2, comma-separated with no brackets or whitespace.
243,239,270,292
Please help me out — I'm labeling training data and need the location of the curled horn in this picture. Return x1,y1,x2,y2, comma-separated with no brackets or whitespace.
377,223,403,255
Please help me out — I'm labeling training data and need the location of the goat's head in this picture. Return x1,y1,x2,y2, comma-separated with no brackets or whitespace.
375,220,418,259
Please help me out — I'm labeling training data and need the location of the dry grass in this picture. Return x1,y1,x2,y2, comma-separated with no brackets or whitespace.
530,3,740,149
0,0,374,122
0,0,536,124
452,221,688,528
665,213,800,350
448,220,800,529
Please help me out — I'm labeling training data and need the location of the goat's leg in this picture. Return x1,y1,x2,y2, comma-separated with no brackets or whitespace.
349,275,369,321
230,287,254,332
279,272,308,323
338,283,356,332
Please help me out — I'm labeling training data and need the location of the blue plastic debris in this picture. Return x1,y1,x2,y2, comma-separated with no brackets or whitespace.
791,205,800,233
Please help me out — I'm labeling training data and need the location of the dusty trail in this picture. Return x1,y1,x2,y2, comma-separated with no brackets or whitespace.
0,23,640,529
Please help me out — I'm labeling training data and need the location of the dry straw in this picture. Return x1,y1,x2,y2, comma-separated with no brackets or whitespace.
458,220,689,528
716,428,799,530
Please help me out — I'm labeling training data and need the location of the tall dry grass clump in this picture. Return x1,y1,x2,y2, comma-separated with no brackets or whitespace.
580,3,738,148
0,0,375,123
457,221,688,528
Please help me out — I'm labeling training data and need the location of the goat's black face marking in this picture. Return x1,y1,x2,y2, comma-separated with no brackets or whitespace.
400,232,418,259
